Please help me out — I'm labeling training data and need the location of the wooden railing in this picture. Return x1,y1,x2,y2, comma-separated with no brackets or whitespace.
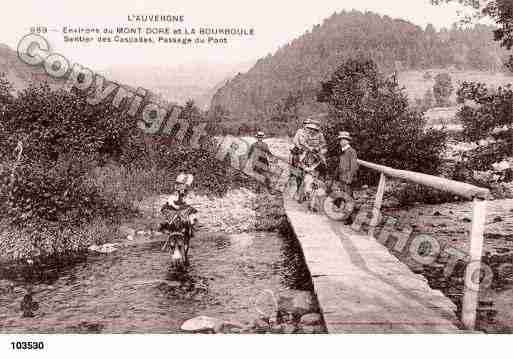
358,159,490,331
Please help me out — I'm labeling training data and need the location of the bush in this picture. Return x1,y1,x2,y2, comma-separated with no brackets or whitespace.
318,58,447,184
0,158,129,227
433,72,454,106
0,82,134,165
456,81,513,165
392,183,462,206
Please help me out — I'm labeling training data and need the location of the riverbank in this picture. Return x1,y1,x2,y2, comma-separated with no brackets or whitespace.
0,189,327,334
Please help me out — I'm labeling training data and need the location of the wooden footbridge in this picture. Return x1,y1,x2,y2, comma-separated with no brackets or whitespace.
283,160,490,333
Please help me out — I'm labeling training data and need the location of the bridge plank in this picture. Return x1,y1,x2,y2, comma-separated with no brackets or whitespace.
284,197,461,333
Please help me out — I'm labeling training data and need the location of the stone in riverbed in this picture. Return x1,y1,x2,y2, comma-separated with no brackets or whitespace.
300,313,322,326
181,316,224,333
282,323,298,334
119,225,135,237
291,291,316,316
270,323,284,334
300,324,325,334
88,243,120,254
252,317,270,333
276,291,317,320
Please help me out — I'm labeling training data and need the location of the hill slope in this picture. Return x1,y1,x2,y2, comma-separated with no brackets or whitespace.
210,10,509,120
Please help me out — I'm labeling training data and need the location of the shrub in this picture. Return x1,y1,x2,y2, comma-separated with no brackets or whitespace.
433,72,454,106
0,82,133,165
456,81,513,166
392,183,462,206
0,158,129,227
318,58,447,184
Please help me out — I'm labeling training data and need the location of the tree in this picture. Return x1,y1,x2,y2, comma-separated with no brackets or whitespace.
0,73,13,105
424,88,435,110
431,0,513,68
318,58,447,182
0,74,14,140
433,73,454,106
467,46,493,70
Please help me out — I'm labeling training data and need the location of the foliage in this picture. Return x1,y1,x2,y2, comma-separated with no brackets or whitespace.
0,72,13,106
455,80,513,163
392,183,462,206
423,89,435,111
0,156,131,227
318,58,448,183
0,82,135,164
211,9,509,119
433,72,455,106
431,0,513,70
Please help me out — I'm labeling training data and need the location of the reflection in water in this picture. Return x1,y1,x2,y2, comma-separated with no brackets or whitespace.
0,231,312,333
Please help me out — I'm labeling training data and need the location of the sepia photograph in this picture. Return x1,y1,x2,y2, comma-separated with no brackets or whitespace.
0,0,512,356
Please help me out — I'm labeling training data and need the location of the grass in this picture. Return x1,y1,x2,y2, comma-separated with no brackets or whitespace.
398,69,513,105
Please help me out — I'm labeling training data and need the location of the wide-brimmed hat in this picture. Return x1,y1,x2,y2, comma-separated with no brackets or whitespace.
256,131,265,138
176,173,194,186
337,131,352,141
305,119,320,131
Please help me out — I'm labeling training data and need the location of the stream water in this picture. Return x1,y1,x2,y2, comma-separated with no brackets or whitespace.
0,231,312,333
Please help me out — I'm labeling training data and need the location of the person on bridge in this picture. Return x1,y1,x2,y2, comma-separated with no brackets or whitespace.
331,131,358,199
247,131,272,188
292,118,327,160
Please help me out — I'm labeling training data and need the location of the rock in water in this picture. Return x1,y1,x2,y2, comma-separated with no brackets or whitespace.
88,243,119,254
300,325,316,334
181,316,223,332
282,323,297,334
119,225,135,237
300,313,322,326
300,324,325,334
252,317,270,333
292,291,316,316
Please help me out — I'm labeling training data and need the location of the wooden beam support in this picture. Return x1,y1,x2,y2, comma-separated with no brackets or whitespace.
358,159,489,200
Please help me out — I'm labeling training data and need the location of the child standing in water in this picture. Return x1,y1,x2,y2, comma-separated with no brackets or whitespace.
161,173,198,230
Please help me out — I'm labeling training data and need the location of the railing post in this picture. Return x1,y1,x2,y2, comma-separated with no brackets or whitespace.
368,173,386,237
461,197,487,330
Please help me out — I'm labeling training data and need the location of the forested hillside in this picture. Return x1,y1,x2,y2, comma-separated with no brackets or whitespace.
210,10,509,123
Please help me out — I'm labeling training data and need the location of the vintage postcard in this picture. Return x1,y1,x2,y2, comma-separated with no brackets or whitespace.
0,0,512,356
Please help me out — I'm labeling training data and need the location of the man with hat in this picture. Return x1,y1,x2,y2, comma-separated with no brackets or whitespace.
247,131,272,187
331,131,358,198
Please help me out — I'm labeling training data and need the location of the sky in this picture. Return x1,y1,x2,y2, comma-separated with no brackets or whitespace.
0,0,487,70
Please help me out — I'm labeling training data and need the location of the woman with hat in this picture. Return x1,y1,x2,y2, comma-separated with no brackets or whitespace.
292,118,326,156
162,173,194,212
161,172,198,234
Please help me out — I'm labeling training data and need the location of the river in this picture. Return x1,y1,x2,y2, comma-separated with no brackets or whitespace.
0,231,313,333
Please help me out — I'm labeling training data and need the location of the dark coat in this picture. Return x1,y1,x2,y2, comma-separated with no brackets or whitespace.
247,141,270,166
335,146,358,184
